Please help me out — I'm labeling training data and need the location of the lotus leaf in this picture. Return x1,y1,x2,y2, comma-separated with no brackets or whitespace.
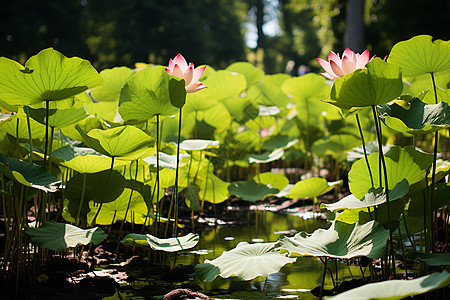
348,146,433,199
0,154,60,192
90,66,135,102
276,220,389,259
324,270,450,300
408,182,450,217
201,70,246,102
178,139,220,151
258,105,280,116
195,242,296,282
248,148,284,164
118,66,186,122
228,179,279,202
226,62,265,86
263,135,298,150
143,152,190,169
25,106,87,129
387,35,450,77
248,74,290,107
0,48,102,106
121,232,199,252
24,221,105,251
326,58,403,109
408,252,450,266
196,174,230,204
311,134,361,160
253,172,289,192
288,177,340,199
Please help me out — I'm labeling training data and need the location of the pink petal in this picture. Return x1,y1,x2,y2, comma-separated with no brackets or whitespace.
330,60,345,78
186,82,207,93
341,55,356,74
317,58,337,79
183,63,194,86
328,51,342,67
173,54,188,72
192,66,206,82
343,48,355,61
165,67,173,75
168,59,175,71
356,49,370,69
172,64,184,79
319,72,334,80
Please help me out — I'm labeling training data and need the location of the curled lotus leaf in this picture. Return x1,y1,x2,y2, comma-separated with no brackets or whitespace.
121,233,199,252
195,242,296,282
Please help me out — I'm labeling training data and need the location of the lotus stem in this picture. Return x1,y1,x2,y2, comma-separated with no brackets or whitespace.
91,156,115,226
371,105,396,276
355,113,374,188
262,277,268,295
319,256,328,299
429,72,439,252
155,114,162,235
75,173,87,226
43,100,50,169
25,106,33,162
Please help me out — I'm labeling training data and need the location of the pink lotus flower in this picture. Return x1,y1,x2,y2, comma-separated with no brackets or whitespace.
166,54,207,93
317,48,373,80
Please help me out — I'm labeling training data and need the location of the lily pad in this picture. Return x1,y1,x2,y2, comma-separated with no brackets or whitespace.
378,97,450,134
288,177,340,199
248,148,284,164
387,35,450,77
143,152,190,169
228,179,279,202
0,48,102,106
326,58,403,109
24,221,105,251
324,270,450,300
0,154,60,192
121,233,199,252
276,220,389,259
253,172,289,193
195,242,296,282
90,66,135,102
226,62,265,86
25,106,87,129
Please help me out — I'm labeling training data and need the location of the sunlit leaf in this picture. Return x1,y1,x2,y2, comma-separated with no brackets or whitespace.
195,242,296,282
228,179,279,202
178,139,220,150
90,66,135,102
226,62,265,86
24,221,105,251
25,106,87,129
199,70,247,102
276,220,389,259
143,152,190,169
197,174,230,204
248,148,284,164
253,172,289,192
121,233,199,252
288,177,340,199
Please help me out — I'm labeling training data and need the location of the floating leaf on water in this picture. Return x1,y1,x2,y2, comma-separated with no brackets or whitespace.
24,221,105,251
195,242,296,282
121,233,199,252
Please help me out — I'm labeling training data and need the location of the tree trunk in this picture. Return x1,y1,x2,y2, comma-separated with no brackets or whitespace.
344,0,365,52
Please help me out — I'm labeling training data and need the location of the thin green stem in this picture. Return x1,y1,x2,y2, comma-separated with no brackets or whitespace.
75,173,87,226
356,113,374,188
25,106,33,162
91,156,115,226
43,100,50,169
429,72,439,251
319,257,328,299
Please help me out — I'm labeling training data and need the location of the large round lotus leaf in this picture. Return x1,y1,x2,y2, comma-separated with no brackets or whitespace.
228,179,279,202
57,151,130,173
326,58,403,109
420,86,450,105
282,73,330,102
121,232,199,252
226,62,265,86
77,125,152,159
197,102,232,132
408,182,450,217
0,154,60,192
90,66,135,102
65,170,126,204
378,97,450,134
1,111,45,141
118,66,186,122
288,177,340,199
387,35,450,77
348,145,433,199
408,252,450,266
276,220,389,259
24,221,105,251
322,179,409,212
196,173,230,204
263,135,298,150
86,188,148,225
178,139,220,151
183,91,217,113
222,97,258,123
25,106,87,129
84,101,120,123
253,172,289,192
323,270,450,300
199,70,247,102
143,152,190,169
248,148,284,164
195,242,296,282
0,48,102,106
311,134,361,160
247,75,290,107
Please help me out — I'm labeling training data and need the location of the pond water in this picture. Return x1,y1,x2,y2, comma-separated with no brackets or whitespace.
175,210,370,299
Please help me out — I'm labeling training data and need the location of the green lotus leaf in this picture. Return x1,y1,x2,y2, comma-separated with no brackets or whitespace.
420,86,450,105
0,154,60,192
65,170,126,204
393,213,424,239
77,125,152,158
408,252,450,266
178,139,220,151
348,146,433,199
222,97,258,123
0,113,13,126
201,70,247,102
186,183,202,211
0,111,46,141
263,135,298,150
323,270,450,300
86,188,149,225
347,141,393,163
228,179,279,202
90,66,135,102
276,220,389,259
183,91,217,113
253,172,289,192
248,148,284,164
84,101,120,123
0,48,102,106
118,66,186,122
248,74,290,107
143,152,190,169
288,177,340,199
197,102,232,132
408,182,450,217
196,173,230,204
326,58,403,109
387,35,450,77
311,134,361,160
195,242,296,282
258,105,280,116
322,179,409,212
226,62,265,86
378,97,450,134
282,73,330,102
121,232,199,252
25,106,87,129
24,221,105,251
428,159,450,184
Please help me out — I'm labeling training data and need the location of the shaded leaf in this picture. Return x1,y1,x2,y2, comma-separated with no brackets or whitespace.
121,233,199,252
228,179,278,202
